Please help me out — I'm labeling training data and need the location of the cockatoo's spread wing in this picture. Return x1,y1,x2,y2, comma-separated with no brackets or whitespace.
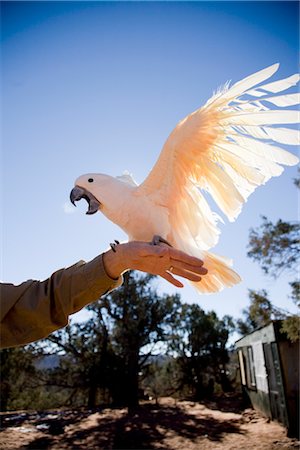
71,64,299,293
137,63,299,252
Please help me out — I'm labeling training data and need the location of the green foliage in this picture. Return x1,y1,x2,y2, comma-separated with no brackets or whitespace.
0,344,81,411
0,346,38,411
170,304,234,400
280,315,300,343
237,288,300,343
0,348,32,411
293,168,300,189
100,272,182,410
29,272,183,411
246,176,300,342
236,289,284,336
289,281,300,308
141,357,180,402
102,272,181,357
248,216,300,277
42,313,120,409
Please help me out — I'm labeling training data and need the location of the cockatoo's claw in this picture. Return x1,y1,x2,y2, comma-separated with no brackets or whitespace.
151,235,173,247
110,240,120,253
70,186,101,215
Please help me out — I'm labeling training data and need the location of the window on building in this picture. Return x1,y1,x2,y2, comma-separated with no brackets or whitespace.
238,349,246,385
237,346,257,389
247,346,256,388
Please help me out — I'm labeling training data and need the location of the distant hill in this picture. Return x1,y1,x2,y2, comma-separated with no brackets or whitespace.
34,354,61,370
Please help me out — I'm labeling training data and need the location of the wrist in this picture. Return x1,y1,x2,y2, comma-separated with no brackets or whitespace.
102,244,129,279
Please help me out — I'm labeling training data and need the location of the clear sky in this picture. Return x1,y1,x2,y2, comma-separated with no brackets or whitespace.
1,1,299,330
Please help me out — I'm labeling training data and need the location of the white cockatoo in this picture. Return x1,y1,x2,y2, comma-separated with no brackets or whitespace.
70,64,299,293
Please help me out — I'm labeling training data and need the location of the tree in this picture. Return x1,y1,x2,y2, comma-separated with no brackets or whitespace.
39,309,119,409
171,304,234,400
236,289,285,335
0,346,37,410
102,271,182,412
36,271,182,412
246,176,300,342
141,356,180,404
248,216,300,278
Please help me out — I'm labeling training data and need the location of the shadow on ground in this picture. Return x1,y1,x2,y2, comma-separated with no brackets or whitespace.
201,393,250,414
15,401,244,450
112,403,243,450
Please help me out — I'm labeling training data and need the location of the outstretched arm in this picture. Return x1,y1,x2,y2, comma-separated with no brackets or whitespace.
1,242,207,348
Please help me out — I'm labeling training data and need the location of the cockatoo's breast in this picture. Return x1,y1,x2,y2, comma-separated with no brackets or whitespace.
115,192,171,242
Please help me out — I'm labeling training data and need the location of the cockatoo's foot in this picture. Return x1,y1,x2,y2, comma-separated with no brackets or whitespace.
151,235,173,247
110,240,120,253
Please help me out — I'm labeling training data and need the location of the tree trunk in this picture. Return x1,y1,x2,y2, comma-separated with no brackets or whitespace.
126,351,140,414
87,383,98,409
194,374,204,401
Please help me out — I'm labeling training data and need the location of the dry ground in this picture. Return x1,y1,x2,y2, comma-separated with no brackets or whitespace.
0,397,299,450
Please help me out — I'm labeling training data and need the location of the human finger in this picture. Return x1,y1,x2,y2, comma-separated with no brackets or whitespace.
160,271,184,288
169,248,205,267
170,261,208,276
168,267,203,282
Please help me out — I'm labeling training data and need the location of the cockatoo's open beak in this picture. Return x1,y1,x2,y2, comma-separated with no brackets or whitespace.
70,186,101,215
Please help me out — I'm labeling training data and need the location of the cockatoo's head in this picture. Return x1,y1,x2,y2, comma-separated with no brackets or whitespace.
70,173,115,215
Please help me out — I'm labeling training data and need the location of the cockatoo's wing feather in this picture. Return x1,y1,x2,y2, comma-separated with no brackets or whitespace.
137,64,299,251
255,73,300,94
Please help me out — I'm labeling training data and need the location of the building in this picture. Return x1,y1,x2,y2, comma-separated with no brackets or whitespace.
235,321,299,438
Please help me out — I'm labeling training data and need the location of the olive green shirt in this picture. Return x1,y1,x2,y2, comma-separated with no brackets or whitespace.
0,254,122,348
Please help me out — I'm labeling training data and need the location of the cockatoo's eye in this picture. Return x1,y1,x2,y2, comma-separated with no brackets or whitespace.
88,178,94,183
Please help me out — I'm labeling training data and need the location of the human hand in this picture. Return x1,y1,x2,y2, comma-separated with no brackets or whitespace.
102,241,208,288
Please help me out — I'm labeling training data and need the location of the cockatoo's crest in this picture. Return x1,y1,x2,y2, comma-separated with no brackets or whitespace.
116,171,138,187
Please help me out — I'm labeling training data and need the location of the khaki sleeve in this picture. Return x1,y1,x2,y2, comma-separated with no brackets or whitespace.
0,254,122,348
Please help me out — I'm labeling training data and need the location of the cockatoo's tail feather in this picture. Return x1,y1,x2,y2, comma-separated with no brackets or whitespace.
72,64,299,294
191,251,242,294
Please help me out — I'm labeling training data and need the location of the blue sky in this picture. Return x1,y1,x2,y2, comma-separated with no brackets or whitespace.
1,1,299,329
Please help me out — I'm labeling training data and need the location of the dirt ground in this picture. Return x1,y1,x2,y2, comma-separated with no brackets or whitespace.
0,397,299,450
